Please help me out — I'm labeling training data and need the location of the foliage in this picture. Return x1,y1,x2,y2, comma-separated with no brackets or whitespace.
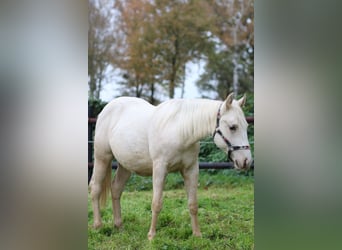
88,0,254,102
243,92,254,117
196,46,254,99
88,98,108,117
199,137,227,162
88,0,117,99
199,0,254,98
88,171,254,249
244,93,254,156
114,0,213,101
207,0,254,48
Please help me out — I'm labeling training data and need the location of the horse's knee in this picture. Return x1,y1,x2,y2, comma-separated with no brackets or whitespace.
188,202,198,215
91,184,101,199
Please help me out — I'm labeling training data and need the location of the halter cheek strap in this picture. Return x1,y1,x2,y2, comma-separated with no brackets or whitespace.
213,104,250,162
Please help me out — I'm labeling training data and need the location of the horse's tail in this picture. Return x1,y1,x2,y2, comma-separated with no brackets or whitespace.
100,164,112,208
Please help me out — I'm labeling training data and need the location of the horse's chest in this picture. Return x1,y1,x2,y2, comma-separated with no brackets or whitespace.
165,146,199,172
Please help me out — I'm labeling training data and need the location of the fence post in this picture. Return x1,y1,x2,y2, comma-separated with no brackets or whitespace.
88,105,94,184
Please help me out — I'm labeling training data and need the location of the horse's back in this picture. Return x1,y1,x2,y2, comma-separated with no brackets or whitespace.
94,97,155,175
96,96,153,129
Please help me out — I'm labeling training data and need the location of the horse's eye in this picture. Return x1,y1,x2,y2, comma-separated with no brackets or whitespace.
229,125,237,131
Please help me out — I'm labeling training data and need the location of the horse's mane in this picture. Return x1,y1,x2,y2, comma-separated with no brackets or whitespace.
153,99,221,141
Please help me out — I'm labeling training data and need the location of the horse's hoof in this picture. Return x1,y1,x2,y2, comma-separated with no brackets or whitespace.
147,231,155,241
114,221,123,229
114,223,124,231
193,231,202,237
93,222,102,229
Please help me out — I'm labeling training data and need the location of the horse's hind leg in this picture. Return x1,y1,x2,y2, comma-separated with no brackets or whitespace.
91,152,113,229
111,164,131,228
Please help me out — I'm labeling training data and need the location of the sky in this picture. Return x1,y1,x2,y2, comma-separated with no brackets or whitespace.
100,60,206,102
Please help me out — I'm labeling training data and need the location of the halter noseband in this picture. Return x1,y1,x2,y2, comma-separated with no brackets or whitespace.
213,104,250,162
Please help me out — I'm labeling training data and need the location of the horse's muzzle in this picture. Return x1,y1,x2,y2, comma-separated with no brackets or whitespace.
234,158,251,170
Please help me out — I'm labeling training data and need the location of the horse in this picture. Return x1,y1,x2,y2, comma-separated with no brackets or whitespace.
90,93,252,240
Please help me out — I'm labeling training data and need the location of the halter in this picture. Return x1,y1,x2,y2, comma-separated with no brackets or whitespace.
212,104,250,162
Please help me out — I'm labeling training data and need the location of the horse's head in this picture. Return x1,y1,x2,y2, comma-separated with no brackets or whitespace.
213,93,252,170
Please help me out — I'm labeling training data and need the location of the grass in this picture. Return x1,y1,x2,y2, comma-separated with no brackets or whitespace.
88,170,254,250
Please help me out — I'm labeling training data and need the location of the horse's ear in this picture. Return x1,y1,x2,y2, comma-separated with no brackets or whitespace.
238,93,247,107
225,92,234,109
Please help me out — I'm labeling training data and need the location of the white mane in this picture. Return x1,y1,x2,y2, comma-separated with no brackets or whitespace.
153,99,222,143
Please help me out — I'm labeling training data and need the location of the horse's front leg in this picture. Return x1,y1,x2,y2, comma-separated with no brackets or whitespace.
181,163,202,237
148,162,167,240
111,164,131,228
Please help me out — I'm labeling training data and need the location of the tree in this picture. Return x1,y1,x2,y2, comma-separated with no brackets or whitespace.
197,0,254,99
113,0,159,102
150,0,215,98
89,0,253,102
88,0,116,100
114,0,213,100
211,0,254,95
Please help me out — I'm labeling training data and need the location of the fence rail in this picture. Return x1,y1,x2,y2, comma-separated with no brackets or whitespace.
88,116,254,183
88,161,253,170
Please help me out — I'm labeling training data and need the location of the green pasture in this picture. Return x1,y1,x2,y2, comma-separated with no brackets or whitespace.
88,170,254,250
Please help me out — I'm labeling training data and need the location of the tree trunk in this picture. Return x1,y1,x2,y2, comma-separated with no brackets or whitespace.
135,83,140,97
169,56,176,98
180,64,185,98
89,74,96,99
169,37,179,99
169,78,175,98
150,82,155,104
232,50,239,97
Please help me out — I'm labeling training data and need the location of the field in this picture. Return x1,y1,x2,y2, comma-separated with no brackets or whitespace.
88,170,254,250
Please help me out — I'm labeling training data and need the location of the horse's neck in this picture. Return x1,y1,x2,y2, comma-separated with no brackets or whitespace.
181,100,222,144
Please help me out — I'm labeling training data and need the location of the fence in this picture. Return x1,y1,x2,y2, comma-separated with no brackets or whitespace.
88,111,254,183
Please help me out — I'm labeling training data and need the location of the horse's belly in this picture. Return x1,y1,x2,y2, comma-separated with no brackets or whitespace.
118,156,153,176
111,140,153,176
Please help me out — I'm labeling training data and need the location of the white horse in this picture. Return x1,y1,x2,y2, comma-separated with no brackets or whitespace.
90,93,252,240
